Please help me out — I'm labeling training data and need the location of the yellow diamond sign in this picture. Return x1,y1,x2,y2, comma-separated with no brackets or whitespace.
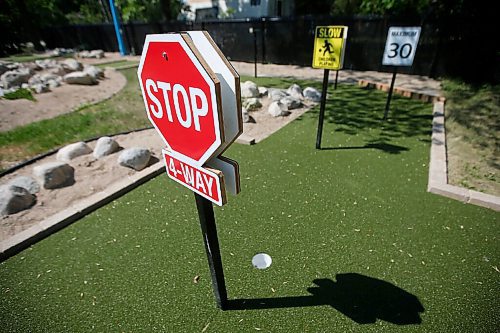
312,26,348,70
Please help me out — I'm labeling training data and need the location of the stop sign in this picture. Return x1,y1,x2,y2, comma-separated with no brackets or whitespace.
138,33,223,167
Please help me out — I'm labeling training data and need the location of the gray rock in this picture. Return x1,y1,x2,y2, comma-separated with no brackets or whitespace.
243,97,262,110
31,83,50,94
33,162,75,189
242,108,255,123
28,74,42,86
35,59,57,70
287,84,303,99
269,89,288,102
23,62,39,73
89,50,105,59
258,86,268,97
303,87,322,102
8,176,40,194
280,96,302,110
56,142,92,162
64,71,97,85
47,79,60,89
78,50,105,59
40,73,60,83
118,148,151,171
83,65,104,80
49,65,66,76
1,68,32,89
93,136,120,158
6,62,21,71
61,58,83,72
241,81,259,98
78,50,91,58
268,101,289,117
242,108,250,123
0,185,36,216
50,48,74,57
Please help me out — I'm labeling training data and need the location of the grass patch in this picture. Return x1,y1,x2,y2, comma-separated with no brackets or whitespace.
442,80,499,195
1,83,498,332
96,60,138,69
0,53,72,63
0,68,149,164
2,88,35,101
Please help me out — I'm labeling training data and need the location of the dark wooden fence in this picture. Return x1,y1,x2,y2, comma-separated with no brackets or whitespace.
8,16,499,82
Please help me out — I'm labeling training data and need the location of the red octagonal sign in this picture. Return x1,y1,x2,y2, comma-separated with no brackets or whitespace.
138,33,223,167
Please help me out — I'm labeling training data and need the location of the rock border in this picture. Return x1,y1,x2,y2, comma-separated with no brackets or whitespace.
359,80,499,212
0,161,163,261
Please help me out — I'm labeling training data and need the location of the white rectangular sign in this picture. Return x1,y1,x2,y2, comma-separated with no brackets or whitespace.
163,149,226,206
382,27,421,66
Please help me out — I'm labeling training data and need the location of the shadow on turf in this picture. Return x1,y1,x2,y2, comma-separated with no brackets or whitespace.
319,141,410,154
299,85,433,142
227,273,424,325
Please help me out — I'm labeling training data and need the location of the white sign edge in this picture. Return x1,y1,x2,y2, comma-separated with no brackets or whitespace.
186,31,243,154
206,156,240,195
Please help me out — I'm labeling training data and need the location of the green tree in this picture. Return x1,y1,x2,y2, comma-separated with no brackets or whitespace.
115,0,183,22
331,0,362,16
65,0,110,24
357,0,490,19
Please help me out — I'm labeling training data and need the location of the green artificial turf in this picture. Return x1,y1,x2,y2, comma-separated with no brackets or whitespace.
96,60,139,69
0,54,61,63
1,82,499,332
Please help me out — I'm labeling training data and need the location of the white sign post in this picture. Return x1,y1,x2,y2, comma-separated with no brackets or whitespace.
381,26,421,119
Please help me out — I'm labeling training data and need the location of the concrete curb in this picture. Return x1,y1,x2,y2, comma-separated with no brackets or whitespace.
427,102,500,211
235,133,256,145
0,162,164,261
358,79,445,103
360,79,499,212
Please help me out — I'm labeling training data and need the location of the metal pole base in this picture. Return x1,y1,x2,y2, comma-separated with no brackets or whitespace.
383,69,398,120
194,193,228,310
316,69,330,149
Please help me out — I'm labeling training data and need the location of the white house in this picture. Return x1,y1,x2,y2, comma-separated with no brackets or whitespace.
182,0,294,20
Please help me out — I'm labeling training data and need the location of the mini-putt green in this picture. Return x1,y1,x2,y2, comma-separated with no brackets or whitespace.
1,80,498,332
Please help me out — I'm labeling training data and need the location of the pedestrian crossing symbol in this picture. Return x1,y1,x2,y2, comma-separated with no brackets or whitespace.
312,26,348,70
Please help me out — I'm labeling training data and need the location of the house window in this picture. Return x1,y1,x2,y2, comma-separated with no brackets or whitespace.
250,0,261,6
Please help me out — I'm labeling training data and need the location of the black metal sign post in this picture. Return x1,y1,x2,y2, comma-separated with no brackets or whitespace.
316,69,330,149
251,27,258,78
194,193,228,310
383,67,398,120
334,70,339,90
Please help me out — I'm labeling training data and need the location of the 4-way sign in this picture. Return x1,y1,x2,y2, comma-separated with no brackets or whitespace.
138,31,242,206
